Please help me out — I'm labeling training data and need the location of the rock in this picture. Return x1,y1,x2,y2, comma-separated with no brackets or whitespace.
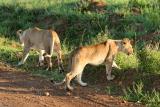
44,92,50,96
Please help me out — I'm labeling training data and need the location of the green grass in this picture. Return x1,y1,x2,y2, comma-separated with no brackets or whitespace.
123,81,160,106
116,52,139,69
0,0,160,106
138,48,160,74
105,85,122,95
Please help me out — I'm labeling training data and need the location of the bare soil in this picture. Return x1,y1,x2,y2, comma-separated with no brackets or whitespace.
0,62,144,107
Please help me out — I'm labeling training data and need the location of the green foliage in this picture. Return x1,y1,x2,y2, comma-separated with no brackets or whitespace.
138,48,160,74
123,82,144,102
123,82,160,106
116,52,139,69
105,85,121,95
0,46,18,64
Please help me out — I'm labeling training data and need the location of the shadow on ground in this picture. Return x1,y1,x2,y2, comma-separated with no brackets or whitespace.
0,62,144,107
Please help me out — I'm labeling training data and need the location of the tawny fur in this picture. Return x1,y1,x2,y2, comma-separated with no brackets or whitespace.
55,38,133,91
16,27,64,72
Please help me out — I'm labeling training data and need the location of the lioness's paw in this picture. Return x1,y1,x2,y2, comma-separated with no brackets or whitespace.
80,82,87,87
17,62,23,66
65,85,74,91
107,75,115,80
46,67,49,71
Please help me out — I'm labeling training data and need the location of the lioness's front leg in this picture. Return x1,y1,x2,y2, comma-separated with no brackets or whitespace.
18,45,30,66
106,59,115,80
38,50,45,66
112,61,121,69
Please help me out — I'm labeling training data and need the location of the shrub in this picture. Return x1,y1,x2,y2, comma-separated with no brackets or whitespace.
123,81,160,106
138,48,160,74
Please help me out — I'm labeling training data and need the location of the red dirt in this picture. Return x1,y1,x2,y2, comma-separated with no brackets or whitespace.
79,0,107,13
0,62,144,107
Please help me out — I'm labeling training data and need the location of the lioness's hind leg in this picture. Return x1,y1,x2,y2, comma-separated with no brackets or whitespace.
106,60,115,81
76,72,87,86
66,72,75,91
66,68,82,91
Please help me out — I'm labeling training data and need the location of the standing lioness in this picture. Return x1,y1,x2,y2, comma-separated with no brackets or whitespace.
56,38,133,91
16,27,64,72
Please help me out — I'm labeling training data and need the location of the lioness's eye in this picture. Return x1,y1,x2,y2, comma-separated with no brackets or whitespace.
123,42,126,45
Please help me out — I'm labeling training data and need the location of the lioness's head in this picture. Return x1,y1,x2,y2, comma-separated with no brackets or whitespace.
16,29,24,47
121,38,133,55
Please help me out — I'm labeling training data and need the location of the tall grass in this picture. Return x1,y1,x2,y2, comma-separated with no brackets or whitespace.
123,81,160,106
138,47,160,74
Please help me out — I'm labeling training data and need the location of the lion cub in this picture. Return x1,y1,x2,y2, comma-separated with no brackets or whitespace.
55,38,133,91
16,27,64,72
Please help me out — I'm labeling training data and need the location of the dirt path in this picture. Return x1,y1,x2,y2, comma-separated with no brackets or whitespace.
0,63,143,107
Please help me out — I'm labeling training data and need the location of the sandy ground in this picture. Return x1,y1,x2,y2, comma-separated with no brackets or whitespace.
0,63,144,107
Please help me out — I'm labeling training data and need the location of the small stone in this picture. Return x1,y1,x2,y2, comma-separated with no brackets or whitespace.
44,92,50,96
74,96,80,99
122,100,127,103
66,92,71,96
136,101,141,103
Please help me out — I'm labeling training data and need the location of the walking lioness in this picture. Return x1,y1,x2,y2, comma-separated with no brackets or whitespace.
16,27,64,72
55,38,133,91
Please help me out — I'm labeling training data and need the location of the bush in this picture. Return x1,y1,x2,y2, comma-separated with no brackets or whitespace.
123,81,160,106
138,48,160,74
115,52,139,69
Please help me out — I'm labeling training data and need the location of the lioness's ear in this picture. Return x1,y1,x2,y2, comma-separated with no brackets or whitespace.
16,29,23,36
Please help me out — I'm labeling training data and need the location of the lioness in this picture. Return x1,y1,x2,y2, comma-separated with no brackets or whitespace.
55,38,133,91
16,27,64,72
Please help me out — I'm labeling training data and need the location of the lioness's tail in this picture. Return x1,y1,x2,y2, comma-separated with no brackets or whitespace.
52,50,75,86
53,78,66,86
